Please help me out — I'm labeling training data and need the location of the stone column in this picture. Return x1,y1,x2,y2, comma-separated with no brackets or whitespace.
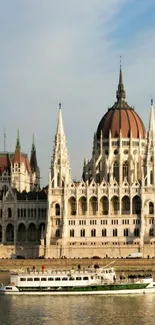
14,226,17,245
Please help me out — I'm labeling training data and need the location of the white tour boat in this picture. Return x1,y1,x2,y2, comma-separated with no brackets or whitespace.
0,265,155,295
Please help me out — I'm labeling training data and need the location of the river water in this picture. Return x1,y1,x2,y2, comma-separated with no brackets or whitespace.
0,294,155,325
0,273,155,325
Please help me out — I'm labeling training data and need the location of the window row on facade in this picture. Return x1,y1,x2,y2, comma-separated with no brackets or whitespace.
55,197,154,216
0,208,47,219
66,228,155,238
68,218,142,226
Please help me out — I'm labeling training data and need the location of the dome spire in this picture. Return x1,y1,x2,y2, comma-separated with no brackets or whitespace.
116,58,126,102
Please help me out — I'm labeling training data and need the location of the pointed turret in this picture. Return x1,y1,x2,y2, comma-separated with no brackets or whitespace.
16,129,20,149
56,103,65,135
30,134,40,190
13,129,21,164
148,99,155,139
30,134,38,172
116,64,126,102
50,103,72,187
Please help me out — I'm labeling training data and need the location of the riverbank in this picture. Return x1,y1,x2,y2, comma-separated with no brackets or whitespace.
0,258,155,272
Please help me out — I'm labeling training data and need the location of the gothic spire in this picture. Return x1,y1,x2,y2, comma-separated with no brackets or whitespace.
116,64,126,102
30,134,38,172
148,98,155,139
16,129,20,149
13,129,21,164
56,102,64,135
51,103,72,187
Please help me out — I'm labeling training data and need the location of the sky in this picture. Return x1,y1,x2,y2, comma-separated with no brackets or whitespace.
1,0,155,186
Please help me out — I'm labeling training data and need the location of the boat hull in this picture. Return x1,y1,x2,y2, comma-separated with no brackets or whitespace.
1,287,155,295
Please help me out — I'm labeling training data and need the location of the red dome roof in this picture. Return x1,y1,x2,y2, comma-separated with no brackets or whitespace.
96,68,146,140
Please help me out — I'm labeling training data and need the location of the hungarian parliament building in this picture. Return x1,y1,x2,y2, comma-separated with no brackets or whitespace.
0,67,155,259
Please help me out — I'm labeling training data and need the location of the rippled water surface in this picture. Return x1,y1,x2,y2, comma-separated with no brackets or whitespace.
0,294,155,325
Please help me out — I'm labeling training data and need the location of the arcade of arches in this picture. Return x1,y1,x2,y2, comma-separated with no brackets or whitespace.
0,222,46,243
66,195,143,216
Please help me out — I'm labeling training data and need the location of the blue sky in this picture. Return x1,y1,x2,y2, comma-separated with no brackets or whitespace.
1,0,155,185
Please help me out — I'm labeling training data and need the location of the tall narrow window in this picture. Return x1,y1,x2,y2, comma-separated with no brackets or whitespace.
8,208,12,218
102,228,107,237
55,204,60,216
91,229,96,237
123,161,128,181
80,229,85,237
113,162,119,183
70,229,74,237
124,228,128,236
113,228,117,237
150,171,153,185
149,202,154,215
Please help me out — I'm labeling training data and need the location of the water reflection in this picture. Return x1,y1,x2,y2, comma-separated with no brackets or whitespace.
0,294,155,325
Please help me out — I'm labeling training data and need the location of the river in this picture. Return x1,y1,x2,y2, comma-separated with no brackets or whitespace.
0,272,155,325
0,294,155,325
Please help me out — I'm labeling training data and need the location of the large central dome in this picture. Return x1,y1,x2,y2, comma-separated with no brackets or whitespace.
96,68,146,139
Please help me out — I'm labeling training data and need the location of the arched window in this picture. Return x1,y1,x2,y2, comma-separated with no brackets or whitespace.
80,229,85,237
100,197,109,215
89,197,98,216
124,228,128,236
78,197,87,215
121,196,130,214
27,223,37,241
55,204,60,216
113,228,117,237
113,161,119,183
91,229,96,237
149,202,154,215
6,224,14,242
17,223,26,242
132,196,141,214
56,229,60,238
68,197,76,215
123,161,129,181
8,208,12,218
111,196,119,215
102,228,107,237
134,228,140,237
149,228,154,237
70,229,74,237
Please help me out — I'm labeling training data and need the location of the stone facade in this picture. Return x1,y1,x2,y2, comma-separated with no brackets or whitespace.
45,68,155,259
0,134,47,258
1,67,155,259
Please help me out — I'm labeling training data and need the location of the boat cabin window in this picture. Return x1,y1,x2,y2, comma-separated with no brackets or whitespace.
69,277,74,281
62,277,68,281
91,276,94,279
41,278,47,281
27,278,33,281
20,278,26,281
83,277,89,280
34,278,40,281
55,277,61,281
6,287,12,290
76,277,82,280
48,278,54,281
